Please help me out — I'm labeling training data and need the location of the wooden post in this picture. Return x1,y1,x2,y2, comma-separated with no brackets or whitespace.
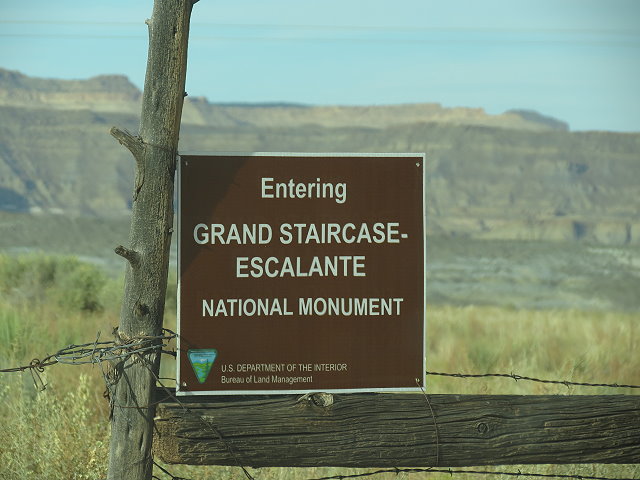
154,393,640,467
107,1,196,479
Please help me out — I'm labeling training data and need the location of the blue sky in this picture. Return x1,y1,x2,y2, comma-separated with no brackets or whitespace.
1,0,639,131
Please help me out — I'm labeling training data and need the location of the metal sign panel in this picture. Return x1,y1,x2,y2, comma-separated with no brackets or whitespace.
177,153,425,395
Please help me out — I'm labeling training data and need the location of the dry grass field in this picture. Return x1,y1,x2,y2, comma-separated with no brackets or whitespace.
0,253,638,480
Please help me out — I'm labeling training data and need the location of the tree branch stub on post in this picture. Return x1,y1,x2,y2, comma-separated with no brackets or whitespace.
110,127,144,163
114,245,140,268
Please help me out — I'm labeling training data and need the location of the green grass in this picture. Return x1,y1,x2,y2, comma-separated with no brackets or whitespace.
0,374,108,480
0,253,638,480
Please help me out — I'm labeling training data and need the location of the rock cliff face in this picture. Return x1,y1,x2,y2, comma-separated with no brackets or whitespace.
0,68,638,245
0,69,141,113
179,100,570,131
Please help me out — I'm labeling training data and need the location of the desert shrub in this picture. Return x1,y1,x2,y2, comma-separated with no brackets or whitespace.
52,261,107,313
0,374,109,480
97,272,124,314
0,254,109,313
0,253,59,302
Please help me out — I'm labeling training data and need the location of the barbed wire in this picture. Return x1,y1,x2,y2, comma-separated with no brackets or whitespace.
0,355,58,374
416,379,439,466
306,467,640,480
152,459,191,480
151,465,639,480
2,335,639,406
0,329,176,374
1,329,177,394
425,370,640,389
4,356,639,391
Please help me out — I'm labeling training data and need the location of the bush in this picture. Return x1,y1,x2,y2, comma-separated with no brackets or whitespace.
0,254,109,313
53,261,107,313
0,254,58,302
0,374,109,480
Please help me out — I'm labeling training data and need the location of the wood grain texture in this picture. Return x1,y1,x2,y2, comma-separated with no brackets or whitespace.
154,393,640,467
106,1,196,479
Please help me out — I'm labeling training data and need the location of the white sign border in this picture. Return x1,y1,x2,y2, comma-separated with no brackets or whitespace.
176,152,427,396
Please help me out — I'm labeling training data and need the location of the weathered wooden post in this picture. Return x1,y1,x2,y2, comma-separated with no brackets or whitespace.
107,1,197,479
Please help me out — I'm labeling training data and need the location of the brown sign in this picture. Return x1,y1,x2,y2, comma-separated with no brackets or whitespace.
177,153,425,394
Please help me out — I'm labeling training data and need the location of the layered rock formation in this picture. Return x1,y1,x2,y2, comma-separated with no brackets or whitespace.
0,68,638,245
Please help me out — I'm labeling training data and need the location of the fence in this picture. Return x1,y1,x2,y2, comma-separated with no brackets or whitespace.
1,331,639,480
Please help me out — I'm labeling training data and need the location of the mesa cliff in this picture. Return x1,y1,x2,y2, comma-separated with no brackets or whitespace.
0,68,637,245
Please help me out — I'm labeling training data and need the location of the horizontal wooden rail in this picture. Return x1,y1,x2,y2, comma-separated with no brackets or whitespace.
154,392,640,467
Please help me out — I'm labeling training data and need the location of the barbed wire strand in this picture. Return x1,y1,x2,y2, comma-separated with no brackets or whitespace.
0,331,175,373
1,355,58,373
152,459,191,480
4,354,640,391
306,467,639,480
416,378,439,467
425,371,640,389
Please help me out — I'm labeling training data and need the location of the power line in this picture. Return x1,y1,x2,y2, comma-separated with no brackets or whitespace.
0,33,144,40
1,19,638,36
1,20,637,46
0,34,637,47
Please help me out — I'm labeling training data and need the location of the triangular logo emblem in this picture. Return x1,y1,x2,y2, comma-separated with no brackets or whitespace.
188,349,218,384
